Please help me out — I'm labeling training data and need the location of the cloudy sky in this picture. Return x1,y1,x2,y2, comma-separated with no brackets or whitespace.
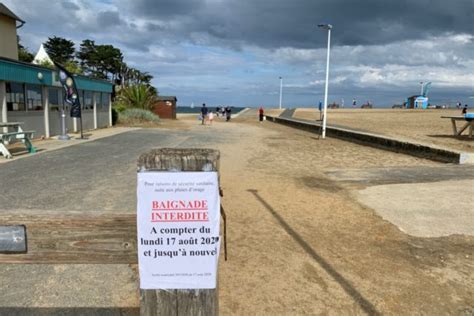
4,0,474,107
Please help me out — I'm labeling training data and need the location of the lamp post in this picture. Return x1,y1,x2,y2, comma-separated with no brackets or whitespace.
318,23,332,139
420,81,424,96
279,76,283,110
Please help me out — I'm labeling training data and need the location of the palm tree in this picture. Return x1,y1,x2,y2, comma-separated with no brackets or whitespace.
119,84,156,111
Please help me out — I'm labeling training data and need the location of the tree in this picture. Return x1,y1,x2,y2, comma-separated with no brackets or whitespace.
38,60,54,69
43,36,76,64
77,40,123,80
77,39,97,73
17,36,34,62
64,60,83,75
95,44,123,79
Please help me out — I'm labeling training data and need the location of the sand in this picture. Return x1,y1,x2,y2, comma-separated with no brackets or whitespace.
1,112,472,314
207,112,472,315
293,108,474,153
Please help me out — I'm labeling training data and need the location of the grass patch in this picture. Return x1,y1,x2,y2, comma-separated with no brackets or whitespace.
118,108,160,126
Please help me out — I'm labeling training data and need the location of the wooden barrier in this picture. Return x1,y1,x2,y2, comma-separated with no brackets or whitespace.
0,212,136,264
0,148,221,315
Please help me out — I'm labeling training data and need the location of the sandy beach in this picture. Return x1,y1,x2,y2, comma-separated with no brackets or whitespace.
293,108,474,153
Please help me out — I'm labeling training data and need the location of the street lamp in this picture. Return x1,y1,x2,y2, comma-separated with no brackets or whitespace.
318,23,332,139
279,76,283,110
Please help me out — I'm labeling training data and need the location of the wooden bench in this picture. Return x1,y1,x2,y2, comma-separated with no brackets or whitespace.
0,131,36,159
441,116,473,138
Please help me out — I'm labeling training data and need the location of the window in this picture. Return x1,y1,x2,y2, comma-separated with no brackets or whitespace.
6,82,26,111
26,84,43,111
101,93,109,110
84,90,93,110
78,89,84,109
48,88,62,111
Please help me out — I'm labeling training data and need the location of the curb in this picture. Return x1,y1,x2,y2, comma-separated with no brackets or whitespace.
266,115,473,164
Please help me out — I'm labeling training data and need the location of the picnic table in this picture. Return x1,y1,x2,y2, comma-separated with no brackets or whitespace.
0,122,35,159
441,116,473,138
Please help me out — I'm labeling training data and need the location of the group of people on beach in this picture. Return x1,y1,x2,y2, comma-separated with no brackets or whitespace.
200,104,232,125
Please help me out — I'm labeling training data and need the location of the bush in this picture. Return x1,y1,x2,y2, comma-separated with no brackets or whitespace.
113,102,128,113
118,108,159,125
118,84,156,111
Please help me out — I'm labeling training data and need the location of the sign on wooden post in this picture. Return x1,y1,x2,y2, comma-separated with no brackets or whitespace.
137,148,220,316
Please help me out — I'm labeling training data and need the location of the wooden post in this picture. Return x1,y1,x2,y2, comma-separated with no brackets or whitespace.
137,148,220,316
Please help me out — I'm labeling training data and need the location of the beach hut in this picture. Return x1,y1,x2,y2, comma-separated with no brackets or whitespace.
152,96,177,119
406,82,431,109
406,95,429,109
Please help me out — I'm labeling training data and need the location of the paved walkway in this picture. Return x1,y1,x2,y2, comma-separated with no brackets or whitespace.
279,108,296,119
0,127,136,164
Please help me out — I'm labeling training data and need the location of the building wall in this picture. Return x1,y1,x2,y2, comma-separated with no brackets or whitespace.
8,111,46,138
0,15,18,60
81,111,94,130
0,57,113,138
152,100,176,119
48,109,75,136
97,109,109,128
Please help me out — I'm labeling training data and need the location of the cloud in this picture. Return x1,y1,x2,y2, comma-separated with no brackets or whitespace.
61,1,80,10
97,11,123,29
2,0,473,106
117,0,474,49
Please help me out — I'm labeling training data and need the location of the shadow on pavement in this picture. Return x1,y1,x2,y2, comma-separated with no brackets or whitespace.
248,189,380,316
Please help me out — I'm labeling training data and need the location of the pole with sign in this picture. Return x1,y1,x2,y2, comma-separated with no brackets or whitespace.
137,148,220,316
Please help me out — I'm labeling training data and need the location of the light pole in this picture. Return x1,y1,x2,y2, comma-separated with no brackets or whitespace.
279,76,283,110
420,81,424,96
318,23,332,139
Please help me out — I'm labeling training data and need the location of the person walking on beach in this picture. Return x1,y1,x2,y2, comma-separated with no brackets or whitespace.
225,106,232,121
462,104,468,114
201,103,208,125
208,111,214,125
318,101,323,120
258,106,264,123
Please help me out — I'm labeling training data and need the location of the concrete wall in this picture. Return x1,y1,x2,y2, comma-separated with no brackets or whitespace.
81,111,94,130
48,109,75,136
8,108,106,138
8,111,46,138
97,110,109,128
0,15,18,60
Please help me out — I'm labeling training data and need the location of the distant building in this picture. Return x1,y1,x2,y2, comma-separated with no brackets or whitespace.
32,44,54,65
0,3,113,138
152,96,177,119
406,95,428,109
0,2,24,60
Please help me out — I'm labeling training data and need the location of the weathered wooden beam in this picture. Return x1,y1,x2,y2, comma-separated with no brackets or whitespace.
137,148,219,316
0,212,136,264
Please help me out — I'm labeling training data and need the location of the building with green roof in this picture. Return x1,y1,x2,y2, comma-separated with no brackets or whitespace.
0,3,113,138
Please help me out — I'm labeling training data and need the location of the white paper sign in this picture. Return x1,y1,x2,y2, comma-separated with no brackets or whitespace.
137,172,220,289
